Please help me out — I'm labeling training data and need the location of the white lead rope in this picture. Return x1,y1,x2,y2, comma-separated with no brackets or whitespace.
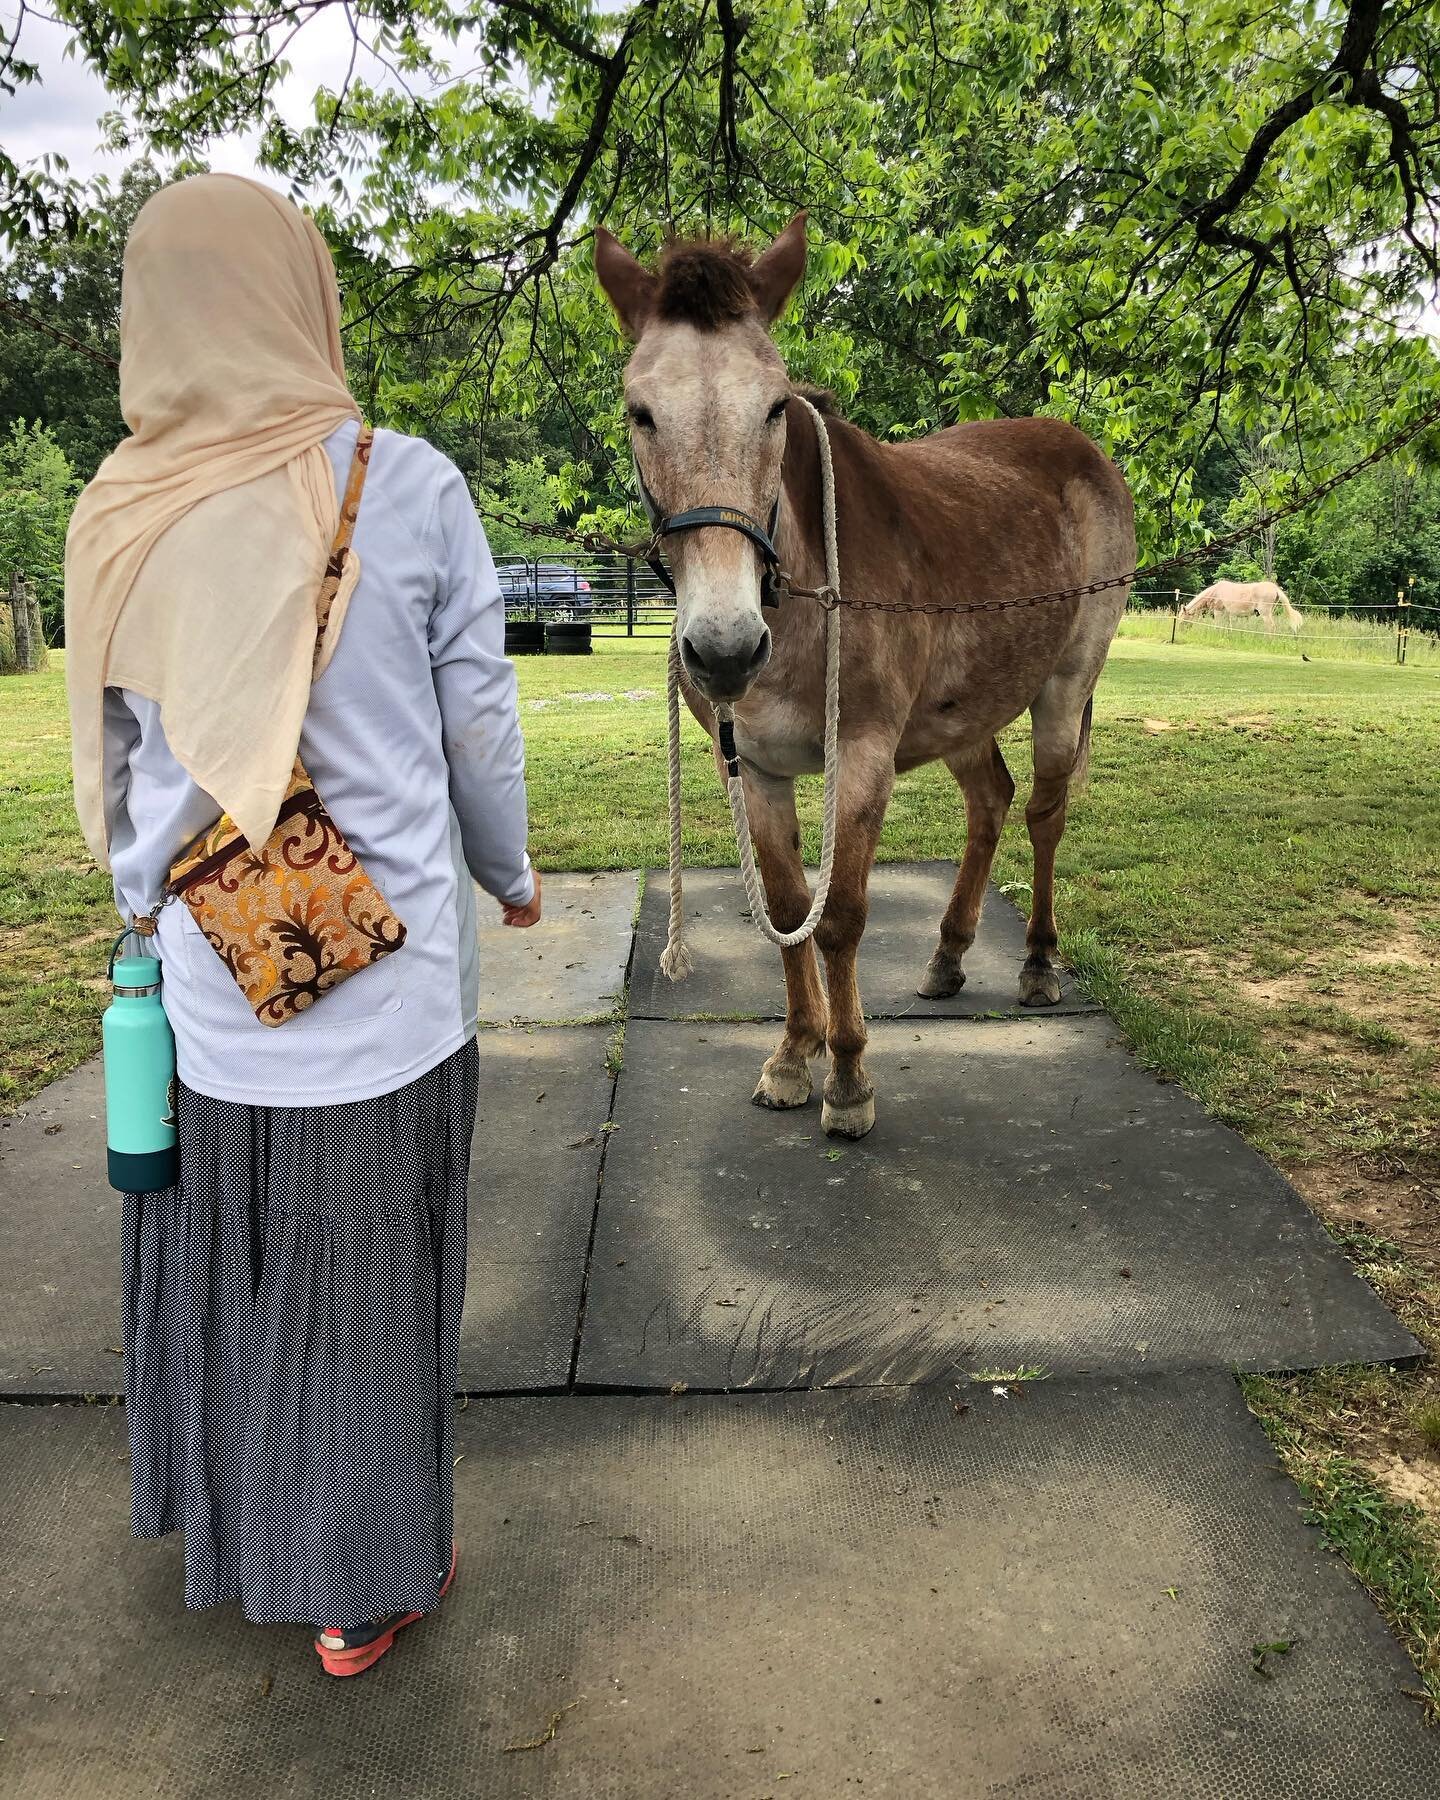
660,395,844,981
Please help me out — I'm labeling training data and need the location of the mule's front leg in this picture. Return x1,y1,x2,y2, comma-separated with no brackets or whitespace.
743,766,828,1110
815,737,896,1138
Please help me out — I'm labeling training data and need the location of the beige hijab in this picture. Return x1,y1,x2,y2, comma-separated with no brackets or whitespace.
65,174,362,868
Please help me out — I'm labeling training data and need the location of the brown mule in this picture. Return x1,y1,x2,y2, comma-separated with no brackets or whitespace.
597,216,1135,1138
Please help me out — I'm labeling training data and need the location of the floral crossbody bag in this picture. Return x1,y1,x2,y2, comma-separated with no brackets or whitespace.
161,427,408,1026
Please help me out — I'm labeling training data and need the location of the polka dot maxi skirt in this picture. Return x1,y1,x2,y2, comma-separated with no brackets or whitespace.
123,1037,478,1630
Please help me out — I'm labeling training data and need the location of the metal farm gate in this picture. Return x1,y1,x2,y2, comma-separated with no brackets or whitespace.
494,553,675,637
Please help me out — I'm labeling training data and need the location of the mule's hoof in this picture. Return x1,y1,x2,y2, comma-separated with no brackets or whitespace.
822,1094,876,1139
1019,964,1063,1007
753,1061,813,1110
917,950,966,1000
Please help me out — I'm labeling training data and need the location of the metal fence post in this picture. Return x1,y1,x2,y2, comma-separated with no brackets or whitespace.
626,558,636,637
1170,590,1179,644
1397,587,1409,665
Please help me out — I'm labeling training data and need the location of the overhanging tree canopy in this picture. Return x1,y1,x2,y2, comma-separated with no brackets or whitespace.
2,0,1438,548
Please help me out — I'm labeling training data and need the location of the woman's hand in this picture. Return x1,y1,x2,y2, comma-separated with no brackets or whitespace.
501,869,542,928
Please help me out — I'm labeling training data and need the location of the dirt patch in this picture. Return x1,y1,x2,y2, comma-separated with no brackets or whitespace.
1169,916,1440,1052
526,690,658,711
1375,1451,1440,1520
1282,1153,1440,1531
1346,1407,1440,1542
1351,919,1432,971
1110,714,1200,735
1288,1159,1440,1285
1235,970,1308,1006
1345,1401,1440,1538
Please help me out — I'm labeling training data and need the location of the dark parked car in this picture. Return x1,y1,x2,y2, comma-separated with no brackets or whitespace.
495,561,593,618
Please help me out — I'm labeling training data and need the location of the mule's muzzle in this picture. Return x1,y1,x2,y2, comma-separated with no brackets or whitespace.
680,622,772,701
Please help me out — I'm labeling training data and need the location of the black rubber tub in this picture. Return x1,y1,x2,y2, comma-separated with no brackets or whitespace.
504,620,546,656
545,620,593,655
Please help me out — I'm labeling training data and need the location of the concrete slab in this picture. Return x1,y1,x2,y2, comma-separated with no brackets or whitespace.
0,1060,119,1396
461,1026,612,1392
475,869,637,1023
4,1377,1435,1798
577,1018,1418,1390
0,1032,613,1398
630,862,1097,1019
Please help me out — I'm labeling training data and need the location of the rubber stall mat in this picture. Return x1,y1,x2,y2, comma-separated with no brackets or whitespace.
2,1377,1434,1798
0,1030,613,1398
628,863,1098,1021
577,1018,1417,1389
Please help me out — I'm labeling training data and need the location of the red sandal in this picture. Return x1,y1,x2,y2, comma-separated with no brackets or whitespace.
313,1545,458,1678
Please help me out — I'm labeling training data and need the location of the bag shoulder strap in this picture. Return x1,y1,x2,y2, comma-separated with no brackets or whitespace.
315,423,374,644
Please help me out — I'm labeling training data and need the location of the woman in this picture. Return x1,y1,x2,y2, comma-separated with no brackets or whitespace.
64,174,539,1676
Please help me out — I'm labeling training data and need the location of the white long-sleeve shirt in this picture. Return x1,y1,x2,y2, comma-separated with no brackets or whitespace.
103,419,533,1107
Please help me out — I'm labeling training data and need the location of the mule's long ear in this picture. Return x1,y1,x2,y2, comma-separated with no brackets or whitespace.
747,212,807,323
594,227,658,338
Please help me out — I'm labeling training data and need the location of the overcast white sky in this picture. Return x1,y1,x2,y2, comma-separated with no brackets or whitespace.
2,8,403,188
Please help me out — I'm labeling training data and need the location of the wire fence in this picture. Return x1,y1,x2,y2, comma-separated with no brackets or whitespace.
1124,585,1440,666
488,553,1440,668
7,545,1434,669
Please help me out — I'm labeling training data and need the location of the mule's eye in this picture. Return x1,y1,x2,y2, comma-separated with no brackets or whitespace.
766,397,789,423
628,404,656,431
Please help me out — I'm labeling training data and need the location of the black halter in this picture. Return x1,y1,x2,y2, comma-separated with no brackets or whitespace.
634,463,785,610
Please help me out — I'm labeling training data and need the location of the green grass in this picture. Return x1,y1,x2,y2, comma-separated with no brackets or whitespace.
1243,1370,1440,1717
0,658,118,1104
1414,1402,1440,1455
5,635,1439,1163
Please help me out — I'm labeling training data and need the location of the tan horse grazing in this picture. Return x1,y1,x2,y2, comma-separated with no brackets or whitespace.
595,215,1135,1138
1183,578,1302,631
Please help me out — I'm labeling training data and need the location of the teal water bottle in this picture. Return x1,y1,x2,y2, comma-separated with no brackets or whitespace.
103,928,178,1193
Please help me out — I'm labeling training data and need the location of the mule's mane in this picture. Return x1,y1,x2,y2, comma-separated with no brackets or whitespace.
792,382,840,416
655,237,759,328
649,237,846,417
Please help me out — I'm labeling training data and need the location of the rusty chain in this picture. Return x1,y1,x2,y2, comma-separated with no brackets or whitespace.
813,394,1440,617
7,295,1439,613
475,393,1440,618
